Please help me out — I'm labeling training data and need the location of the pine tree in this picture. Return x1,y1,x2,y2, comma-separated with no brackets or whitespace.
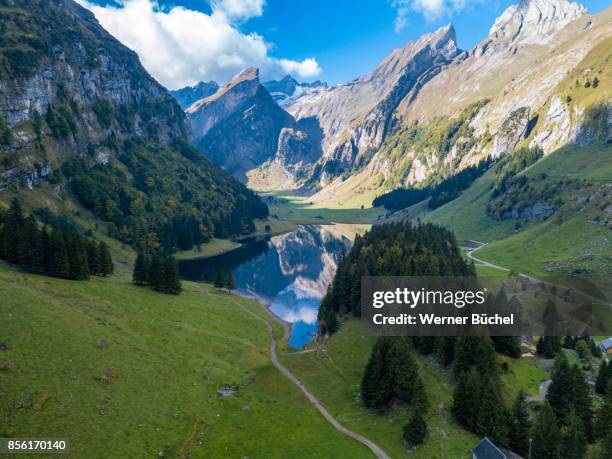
563,336,575,349
597,428,612,459
361,337,393,410
453,336,498,379
86,240,99,275
98,241,113,276
148,254,165,291
509,390,531,457
213,269,225,290
21,216,43,273
569,365,593,441
389,337,428,411
531,403,561,459
162,256,181,294
452,367,481,431
492,336,521,358
476,379,509,446
47,228,70,278
594,380,612,440
547,353,572,420
595,361,609,395
225,271,236,292
133,251,149,286
560,407,587,459
403,410,428,447
0,197,26,264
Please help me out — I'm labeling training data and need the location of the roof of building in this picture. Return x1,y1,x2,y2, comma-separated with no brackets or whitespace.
601,337,612,350
473,437,508,459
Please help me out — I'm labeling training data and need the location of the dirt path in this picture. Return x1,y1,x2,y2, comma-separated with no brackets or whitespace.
527,379,552,402
230,296,391,459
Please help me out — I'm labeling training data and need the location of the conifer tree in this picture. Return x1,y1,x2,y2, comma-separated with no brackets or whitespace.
389,337,428,411
47,228,70,278
560,407,587,459
476,379,509,446
361,337,393,409
594,380,612,440
148,253,165,291
563,336,575,349
597,428,612,459
452,367,481,430
40,226,50,273
98,241,113,276
86,240,99,275
569,364,593,441
403,410,428,447
492,336,521,358
133,251,149,286
595,361,609,395
225,271,236,292
508,390,531,457
163,256,181,294
531,403,561,459
22,216,43,273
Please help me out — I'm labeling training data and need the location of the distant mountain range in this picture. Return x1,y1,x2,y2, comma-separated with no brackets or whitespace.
174,0,610,198
170,81,219,110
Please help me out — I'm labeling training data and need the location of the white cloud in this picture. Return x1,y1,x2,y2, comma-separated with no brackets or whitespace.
211,0,265,21
278,58,321,79
392,0,477,29
77,0,321,89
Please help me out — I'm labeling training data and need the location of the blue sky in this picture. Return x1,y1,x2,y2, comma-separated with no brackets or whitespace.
81,0,609,88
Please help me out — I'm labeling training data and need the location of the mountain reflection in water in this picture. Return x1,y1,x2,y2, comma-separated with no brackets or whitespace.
179,225,351,349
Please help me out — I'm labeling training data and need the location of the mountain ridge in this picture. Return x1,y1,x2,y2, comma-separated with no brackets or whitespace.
0,0,268,252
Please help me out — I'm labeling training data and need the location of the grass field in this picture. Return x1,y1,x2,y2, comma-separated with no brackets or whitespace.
175,238,241,260
473,142,612,277
0,263,371,458
281,321,480,459
266,190,386,224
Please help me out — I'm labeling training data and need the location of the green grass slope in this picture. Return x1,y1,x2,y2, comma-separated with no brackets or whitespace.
424,142,612,275
475,142,612,276
0,264,370,458
281,321,549,459
281,321,478,459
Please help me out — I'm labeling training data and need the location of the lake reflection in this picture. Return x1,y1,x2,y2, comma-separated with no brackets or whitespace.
179,225,350,349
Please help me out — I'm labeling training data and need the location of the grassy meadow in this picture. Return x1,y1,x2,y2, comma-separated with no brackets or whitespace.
0,263,371,458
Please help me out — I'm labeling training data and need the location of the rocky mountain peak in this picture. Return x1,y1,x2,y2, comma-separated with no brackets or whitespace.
186,67,259,115
489,0,586,45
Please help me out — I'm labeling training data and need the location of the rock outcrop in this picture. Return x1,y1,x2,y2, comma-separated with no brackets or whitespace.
284,24,460,187
187,68,322,183
170,81,219,110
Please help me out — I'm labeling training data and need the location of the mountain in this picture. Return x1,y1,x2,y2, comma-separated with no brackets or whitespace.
186,68,322,185
283,24,460,188
0,0,268,252
262,75,327,106
170,80,219,110
306,0,610,204
177,0,609,200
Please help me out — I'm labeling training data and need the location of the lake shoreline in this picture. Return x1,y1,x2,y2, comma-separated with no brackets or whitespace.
234,288,292,345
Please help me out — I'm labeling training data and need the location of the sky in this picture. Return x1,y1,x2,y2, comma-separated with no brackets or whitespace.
79,0,610,90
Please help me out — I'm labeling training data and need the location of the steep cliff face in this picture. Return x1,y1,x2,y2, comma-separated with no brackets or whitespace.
0,0,267,249
170,81,219,110
309,0,610,202
285,25,460,187
187,68,322,184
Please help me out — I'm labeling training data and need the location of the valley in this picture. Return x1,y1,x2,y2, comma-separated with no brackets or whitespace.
1,0,611,457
